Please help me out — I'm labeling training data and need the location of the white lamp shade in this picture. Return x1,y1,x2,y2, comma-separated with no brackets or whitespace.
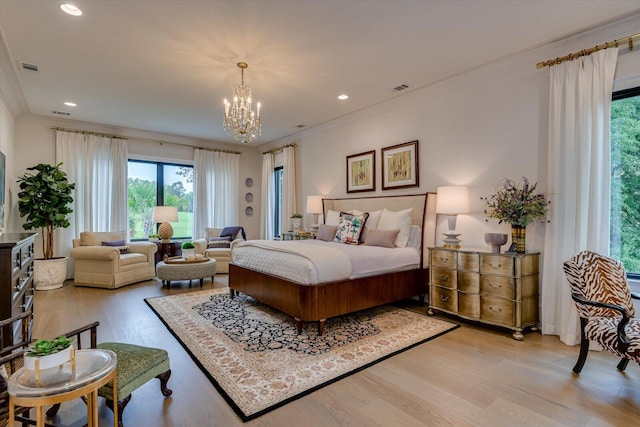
306,195,323,214
152,206,178,223
435,186,470,215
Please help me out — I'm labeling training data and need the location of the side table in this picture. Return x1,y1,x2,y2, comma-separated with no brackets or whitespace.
154,241,182,264
281,232,316,241
8,349,118,427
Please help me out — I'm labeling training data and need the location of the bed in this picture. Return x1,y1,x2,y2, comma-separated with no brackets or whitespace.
229,192,437,334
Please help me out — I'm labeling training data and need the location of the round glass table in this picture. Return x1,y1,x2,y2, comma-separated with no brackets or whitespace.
8,349,118,427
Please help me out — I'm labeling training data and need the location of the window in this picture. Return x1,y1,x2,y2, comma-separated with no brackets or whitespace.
274,166,284,237
610,87,640,276
128,160,193,240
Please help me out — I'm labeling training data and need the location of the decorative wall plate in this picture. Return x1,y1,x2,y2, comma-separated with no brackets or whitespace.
245,206,253,216
245,192,253,202
245,178,253,188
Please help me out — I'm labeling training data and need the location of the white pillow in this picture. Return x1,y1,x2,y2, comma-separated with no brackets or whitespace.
325,210,341,226
377,208,413,247
360,209,382,242
407,225,422,251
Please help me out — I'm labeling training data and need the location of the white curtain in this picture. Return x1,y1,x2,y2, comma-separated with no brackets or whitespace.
541,48,618,345
261,152,275,239
281,146,297,234
55,130,128,276
193,149,240,237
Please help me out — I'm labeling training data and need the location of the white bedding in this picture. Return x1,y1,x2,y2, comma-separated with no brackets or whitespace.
232,239,420,285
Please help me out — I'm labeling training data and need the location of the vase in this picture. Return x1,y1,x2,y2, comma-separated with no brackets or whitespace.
510,225,526,253
291,218,302,232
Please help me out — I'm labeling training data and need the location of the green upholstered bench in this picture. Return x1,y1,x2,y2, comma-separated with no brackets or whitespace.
96,342,172,427
44,322,172,427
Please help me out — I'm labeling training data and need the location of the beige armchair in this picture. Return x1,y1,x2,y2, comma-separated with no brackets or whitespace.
70,231,158,289
194,227,245,273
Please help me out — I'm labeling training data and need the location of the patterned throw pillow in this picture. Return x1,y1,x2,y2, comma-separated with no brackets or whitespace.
207,236,232,249
333,212,369,245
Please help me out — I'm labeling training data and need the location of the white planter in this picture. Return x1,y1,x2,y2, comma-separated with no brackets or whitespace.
182,248,195,259
291,218,302,232
24,346,73,371
34,257,67,290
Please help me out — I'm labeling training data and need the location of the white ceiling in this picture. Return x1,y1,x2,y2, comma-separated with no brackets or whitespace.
1,1,639,145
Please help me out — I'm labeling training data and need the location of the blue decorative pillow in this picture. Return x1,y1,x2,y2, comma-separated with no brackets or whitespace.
101,239,126,246
101,240,130,254
333,212,369,245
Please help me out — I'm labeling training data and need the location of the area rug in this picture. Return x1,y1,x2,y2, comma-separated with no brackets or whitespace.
145,288,458,421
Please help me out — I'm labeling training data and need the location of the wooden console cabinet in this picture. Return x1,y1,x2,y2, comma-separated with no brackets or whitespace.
154,241,182,264
0,232,37,346
428,247,539,340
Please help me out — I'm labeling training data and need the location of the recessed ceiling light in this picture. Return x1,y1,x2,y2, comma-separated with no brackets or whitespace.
60,4,82,16
64,101,77,107
338,94,349,100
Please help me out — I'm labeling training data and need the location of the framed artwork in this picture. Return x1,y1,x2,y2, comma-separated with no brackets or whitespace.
346,150,376,193
381,140,419,190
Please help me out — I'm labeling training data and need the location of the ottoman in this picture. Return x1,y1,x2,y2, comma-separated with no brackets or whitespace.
156,258,217,289
97,342,172,427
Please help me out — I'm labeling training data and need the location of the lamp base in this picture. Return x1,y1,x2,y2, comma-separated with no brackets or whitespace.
158,222,174,242
442,232,462,249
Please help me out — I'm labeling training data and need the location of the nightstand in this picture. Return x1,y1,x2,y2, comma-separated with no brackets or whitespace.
427,247,539,340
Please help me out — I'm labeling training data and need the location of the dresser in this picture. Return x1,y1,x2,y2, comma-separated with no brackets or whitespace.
428,247,539,340
0,232,37,347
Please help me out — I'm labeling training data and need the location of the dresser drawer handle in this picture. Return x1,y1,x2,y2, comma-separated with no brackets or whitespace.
489,306,502,313
488,282,502,289
439,275,449,281
440,294,449,302
490,263,502,269
440,257,450,263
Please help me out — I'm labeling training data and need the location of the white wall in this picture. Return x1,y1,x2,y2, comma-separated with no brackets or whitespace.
8,114,263,241
263,13,640,253
0,98,14,231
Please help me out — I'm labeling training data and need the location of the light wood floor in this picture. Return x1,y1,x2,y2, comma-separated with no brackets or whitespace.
31,276,640,427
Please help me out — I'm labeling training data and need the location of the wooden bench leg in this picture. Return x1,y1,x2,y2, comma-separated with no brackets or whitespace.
105,394,131,427
157,369,173,396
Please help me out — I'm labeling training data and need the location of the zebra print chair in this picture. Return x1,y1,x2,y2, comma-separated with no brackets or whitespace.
563,250,640,373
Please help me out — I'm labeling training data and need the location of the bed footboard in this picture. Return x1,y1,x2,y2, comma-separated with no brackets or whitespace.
229,263,427,333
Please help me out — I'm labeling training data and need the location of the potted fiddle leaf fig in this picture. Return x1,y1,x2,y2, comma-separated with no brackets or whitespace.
17,163,76,290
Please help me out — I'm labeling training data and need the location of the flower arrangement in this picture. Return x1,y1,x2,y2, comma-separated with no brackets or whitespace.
181,241,195,249
481,177,549,227
290,213,303,218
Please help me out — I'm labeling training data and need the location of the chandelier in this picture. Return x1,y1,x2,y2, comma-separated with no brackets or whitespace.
223,62,262,143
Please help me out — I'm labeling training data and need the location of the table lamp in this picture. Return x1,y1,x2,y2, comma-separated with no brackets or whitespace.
306,195,323,232
435,186,470,249
152,206,178,242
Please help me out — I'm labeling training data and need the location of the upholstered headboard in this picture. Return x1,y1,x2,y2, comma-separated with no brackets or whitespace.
322,192,437,267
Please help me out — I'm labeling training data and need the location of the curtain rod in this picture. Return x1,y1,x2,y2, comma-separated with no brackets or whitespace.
51,126,241,154
536,32,639,69
262,142,296,155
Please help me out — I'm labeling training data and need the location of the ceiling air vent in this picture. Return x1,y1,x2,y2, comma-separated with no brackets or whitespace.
51,110,71,116
20,62,39,72
392,84,409,92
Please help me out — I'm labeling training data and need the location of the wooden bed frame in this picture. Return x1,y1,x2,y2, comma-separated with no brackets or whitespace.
229,192,437,334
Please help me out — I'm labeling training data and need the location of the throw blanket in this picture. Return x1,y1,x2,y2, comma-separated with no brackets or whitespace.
234,240,352,283
220,226,247,241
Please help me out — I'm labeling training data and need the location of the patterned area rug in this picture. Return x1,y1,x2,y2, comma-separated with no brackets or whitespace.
145,288,458,421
